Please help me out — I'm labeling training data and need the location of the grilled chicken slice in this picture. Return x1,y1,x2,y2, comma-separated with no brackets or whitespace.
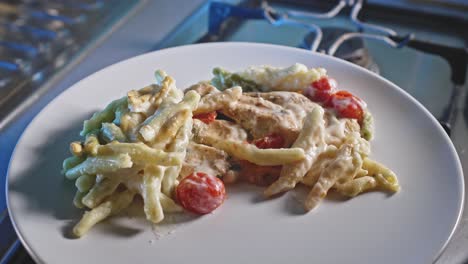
192,119,249,144
216,93,299,146
180,142,231,178
224,91,360,147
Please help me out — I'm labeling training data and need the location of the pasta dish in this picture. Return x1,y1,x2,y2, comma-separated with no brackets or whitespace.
62,63,400,238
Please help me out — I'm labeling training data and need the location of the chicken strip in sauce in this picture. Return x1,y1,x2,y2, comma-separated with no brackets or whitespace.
192,119,249,144
181,142,231,179
197,90,360,147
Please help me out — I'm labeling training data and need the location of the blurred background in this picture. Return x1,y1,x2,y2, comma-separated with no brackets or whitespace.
0,0,466,263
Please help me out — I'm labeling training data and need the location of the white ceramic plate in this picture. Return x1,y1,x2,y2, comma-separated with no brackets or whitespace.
7,43,464,264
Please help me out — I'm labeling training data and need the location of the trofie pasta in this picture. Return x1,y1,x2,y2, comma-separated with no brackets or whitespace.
62,64,399,237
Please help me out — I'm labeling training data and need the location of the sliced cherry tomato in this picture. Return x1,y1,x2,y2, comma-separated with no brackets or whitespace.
305,88,332,103
313,77,334,90
327,91,364,121
253,134,285,149
176,172,226,214
305,77,336,103
193,111,217,124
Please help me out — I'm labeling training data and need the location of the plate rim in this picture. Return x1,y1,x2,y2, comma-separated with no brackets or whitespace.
6,42,465,264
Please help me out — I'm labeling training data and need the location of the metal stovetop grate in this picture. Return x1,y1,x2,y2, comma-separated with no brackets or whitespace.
0,0,140,128
157,0,468,135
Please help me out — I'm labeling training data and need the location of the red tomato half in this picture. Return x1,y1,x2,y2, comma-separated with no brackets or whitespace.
253,134,285,149
328,91,364,121
305,77,336,103
176,172,226,214
193,111,217,124
312,77,334,90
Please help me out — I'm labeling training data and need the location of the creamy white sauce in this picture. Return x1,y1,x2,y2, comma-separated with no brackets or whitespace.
332,97,353,109
196,86,242,113
324,111,348,146
270,92,314,123
120,172,144,193
218,121,248,141
189,159,221,178
278,107,327,190
260,91,350,146
332,94,367,111
237,63,327,91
